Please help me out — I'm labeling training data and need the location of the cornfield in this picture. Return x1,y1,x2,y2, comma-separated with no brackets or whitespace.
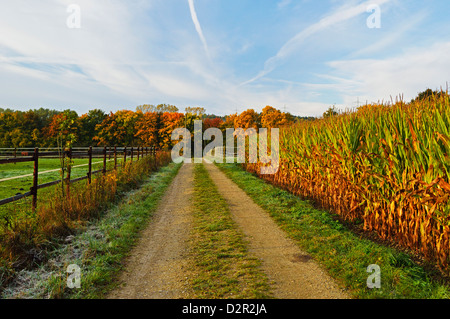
245,93,450,273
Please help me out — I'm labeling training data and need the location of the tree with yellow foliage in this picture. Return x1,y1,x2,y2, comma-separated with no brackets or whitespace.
94,110,142,146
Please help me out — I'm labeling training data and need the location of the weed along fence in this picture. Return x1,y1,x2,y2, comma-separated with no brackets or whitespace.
0,146,156,210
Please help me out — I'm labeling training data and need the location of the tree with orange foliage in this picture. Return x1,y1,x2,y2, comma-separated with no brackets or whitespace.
158,112,184,149
260,105,292,128
234,109,260,130
135,111,160,147
43,110,79,147
220,113,238,130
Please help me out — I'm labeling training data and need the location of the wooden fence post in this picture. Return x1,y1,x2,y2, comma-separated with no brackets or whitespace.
66,147,72,198
131,147,134,162
31,147,39,211
88,146,92,184
137,147,140,160
124,146,127,164
103,146,107,175
114,146,117,170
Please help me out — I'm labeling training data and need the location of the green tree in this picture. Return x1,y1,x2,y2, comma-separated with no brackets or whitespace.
78,109,107,146
323,106,339,118
412,88,450,103
0,109,51,147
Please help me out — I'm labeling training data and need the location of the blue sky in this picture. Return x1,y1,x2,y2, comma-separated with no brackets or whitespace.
0,0,449,117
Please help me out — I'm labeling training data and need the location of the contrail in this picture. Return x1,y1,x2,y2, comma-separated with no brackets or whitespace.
240,0,391,86
188,0,210,60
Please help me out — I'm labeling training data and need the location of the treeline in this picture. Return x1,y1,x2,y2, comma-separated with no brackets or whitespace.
0,104,297,149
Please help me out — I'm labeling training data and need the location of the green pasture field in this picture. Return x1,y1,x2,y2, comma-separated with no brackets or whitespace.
0,157,124,217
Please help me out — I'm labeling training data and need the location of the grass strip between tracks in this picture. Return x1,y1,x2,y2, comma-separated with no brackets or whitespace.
188,163,273,299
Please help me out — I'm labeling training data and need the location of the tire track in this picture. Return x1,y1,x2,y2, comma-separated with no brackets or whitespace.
107,163,194,299
203,162,349,299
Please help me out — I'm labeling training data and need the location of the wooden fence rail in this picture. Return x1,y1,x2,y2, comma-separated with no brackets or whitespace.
0,146,157,209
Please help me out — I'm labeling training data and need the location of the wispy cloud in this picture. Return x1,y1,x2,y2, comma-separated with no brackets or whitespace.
349,11,427,58
241,0,391,86
0,1,148,110
0,1,448,117
187,0,210,61
327,41,450,104
277,0,292,9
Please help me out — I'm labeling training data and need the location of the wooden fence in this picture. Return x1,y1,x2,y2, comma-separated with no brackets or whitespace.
0,146,156,209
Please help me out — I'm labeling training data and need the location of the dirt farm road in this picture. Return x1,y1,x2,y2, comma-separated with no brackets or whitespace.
108,163,349,299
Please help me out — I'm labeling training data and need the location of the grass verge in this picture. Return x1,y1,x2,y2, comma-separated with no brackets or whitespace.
0,152,172,294
1,162,182,298
216,163,450,299
188,163,273,299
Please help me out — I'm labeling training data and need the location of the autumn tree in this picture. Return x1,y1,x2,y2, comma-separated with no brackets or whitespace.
220,113,238,130
94,110,142,146
203,117,224,130
234,109,260,130
260,105,293,128
135,111,160,147
158,112,184,150
43,110,80,147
